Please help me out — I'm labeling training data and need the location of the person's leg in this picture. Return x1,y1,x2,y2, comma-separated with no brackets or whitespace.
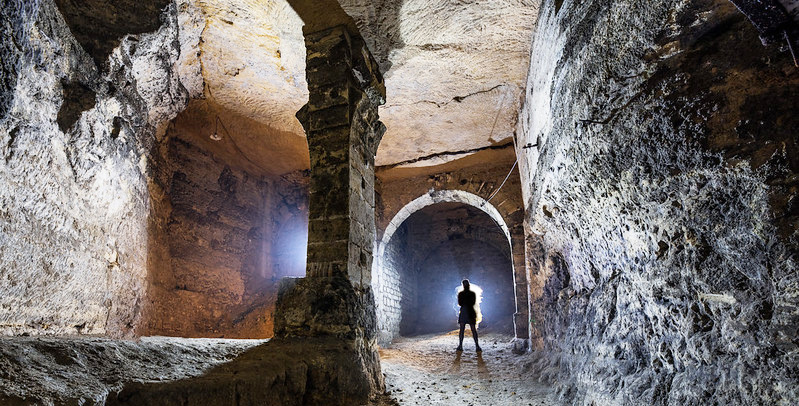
469,323,481,352
457,323,465,351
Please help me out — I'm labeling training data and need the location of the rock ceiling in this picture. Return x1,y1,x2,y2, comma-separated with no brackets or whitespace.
175,0,539,174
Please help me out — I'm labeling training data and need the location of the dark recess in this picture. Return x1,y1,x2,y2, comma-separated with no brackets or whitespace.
57,80,96,132
0,0,32,121
53,0,171,69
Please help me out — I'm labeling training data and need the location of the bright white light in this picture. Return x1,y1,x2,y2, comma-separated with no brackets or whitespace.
275,221,308,277
455,282,484,327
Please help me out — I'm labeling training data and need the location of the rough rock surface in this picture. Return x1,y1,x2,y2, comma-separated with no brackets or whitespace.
518,0,799,404
0,0,187,337
381,332,555,405
105,337,387,406
172,0,310,175
344,0,541,166
273,277,384,404
163,0,541,170
0,336,396,406
144,129,309,338
0,336,264,405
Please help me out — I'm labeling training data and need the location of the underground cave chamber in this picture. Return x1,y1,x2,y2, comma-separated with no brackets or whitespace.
141,99,311,339
2,0,799,404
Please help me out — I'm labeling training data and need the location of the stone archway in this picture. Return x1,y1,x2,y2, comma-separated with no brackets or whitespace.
373,189,528,346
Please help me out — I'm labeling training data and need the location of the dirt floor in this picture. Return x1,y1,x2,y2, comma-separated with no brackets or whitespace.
380,331,556,405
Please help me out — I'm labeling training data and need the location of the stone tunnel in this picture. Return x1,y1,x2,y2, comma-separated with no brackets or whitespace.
1,0,798,405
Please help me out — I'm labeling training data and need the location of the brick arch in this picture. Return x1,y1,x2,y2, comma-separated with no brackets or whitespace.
378,190,511,259
374,189,529,344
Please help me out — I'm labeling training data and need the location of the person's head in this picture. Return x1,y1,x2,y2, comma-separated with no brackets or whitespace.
462,279,470,290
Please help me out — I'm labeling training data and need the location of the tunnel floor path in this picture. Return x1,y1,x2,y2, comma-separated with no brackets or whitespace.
380,331,555,405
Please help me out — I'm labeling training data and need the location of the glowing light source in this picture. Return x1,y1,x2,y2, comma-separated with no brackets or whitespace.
455,282,483,327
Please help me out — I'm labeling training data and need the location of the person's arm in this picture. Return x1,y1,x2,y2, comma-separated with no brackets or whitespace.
457,292,463,306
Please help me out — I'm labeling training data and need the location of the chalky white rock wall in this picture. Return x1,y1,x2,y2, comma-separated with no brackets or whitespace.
0,0,187,337
518,0,799,404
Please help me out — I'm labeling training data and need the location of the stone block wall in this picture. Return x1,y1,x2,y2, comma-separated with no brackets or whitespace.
414,239,515,334
405,203,515,335
376,153,531,339
374,200,517,343
518,0,799,404
374,222,417,345
300,26,385,289
273,23,387,403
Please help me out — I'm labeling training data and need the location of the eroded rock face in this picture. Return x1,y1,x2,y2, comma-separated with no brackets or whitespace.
0,0,187,337
518,0,799,404
0,336,263,405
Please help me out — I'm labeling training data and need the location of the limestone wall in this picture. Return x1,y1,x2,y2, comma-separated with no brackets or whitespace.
0,0,313,340
518,0,799,404
0,0,186,337
143,124,309,338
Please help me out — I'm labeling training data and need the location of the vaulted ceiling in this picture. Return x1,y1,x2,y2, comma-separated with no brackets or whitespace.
174,0,540,174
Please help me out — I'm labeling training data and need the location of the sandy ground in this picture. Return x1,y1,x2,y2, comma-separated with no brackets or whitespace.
380,331,556,406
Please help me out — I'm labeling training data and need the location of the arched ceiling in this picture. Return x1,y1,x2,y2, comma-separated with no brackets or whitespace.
174,0,540,174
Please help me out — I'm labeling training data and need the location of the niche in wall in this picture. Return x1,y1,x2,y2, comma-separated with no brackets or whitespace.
142,100,310,338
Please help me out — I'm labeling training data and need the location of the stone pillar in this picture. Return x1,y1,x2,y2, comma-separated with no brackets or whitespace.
300,26,385,287
273,25,386,402
511,227,531,352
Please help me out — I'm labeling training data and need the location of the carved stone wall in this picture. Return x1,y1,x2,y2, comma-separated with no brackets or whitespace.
143,125,308,338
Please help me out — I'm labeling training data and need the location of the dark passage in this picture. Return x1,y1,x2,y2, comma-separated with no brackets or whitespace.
380,202,516,338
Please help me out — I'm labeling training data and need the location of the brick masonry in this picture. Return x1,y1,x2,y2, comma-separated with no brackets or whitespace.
374,201,516,345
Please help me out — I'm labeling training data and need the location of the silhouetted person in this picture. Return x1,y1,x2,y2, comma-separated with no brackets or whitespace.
456,279,482,352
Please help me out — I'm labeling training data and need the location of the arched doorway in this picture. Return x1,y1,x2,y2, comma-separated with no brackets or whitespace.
373,190,521,345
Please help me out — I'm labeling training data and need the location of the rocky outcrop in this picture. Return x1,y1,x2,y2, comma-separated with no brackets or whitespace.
518,0,799,404
0,336,263,405
0,0,187,337
105,337,383,406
